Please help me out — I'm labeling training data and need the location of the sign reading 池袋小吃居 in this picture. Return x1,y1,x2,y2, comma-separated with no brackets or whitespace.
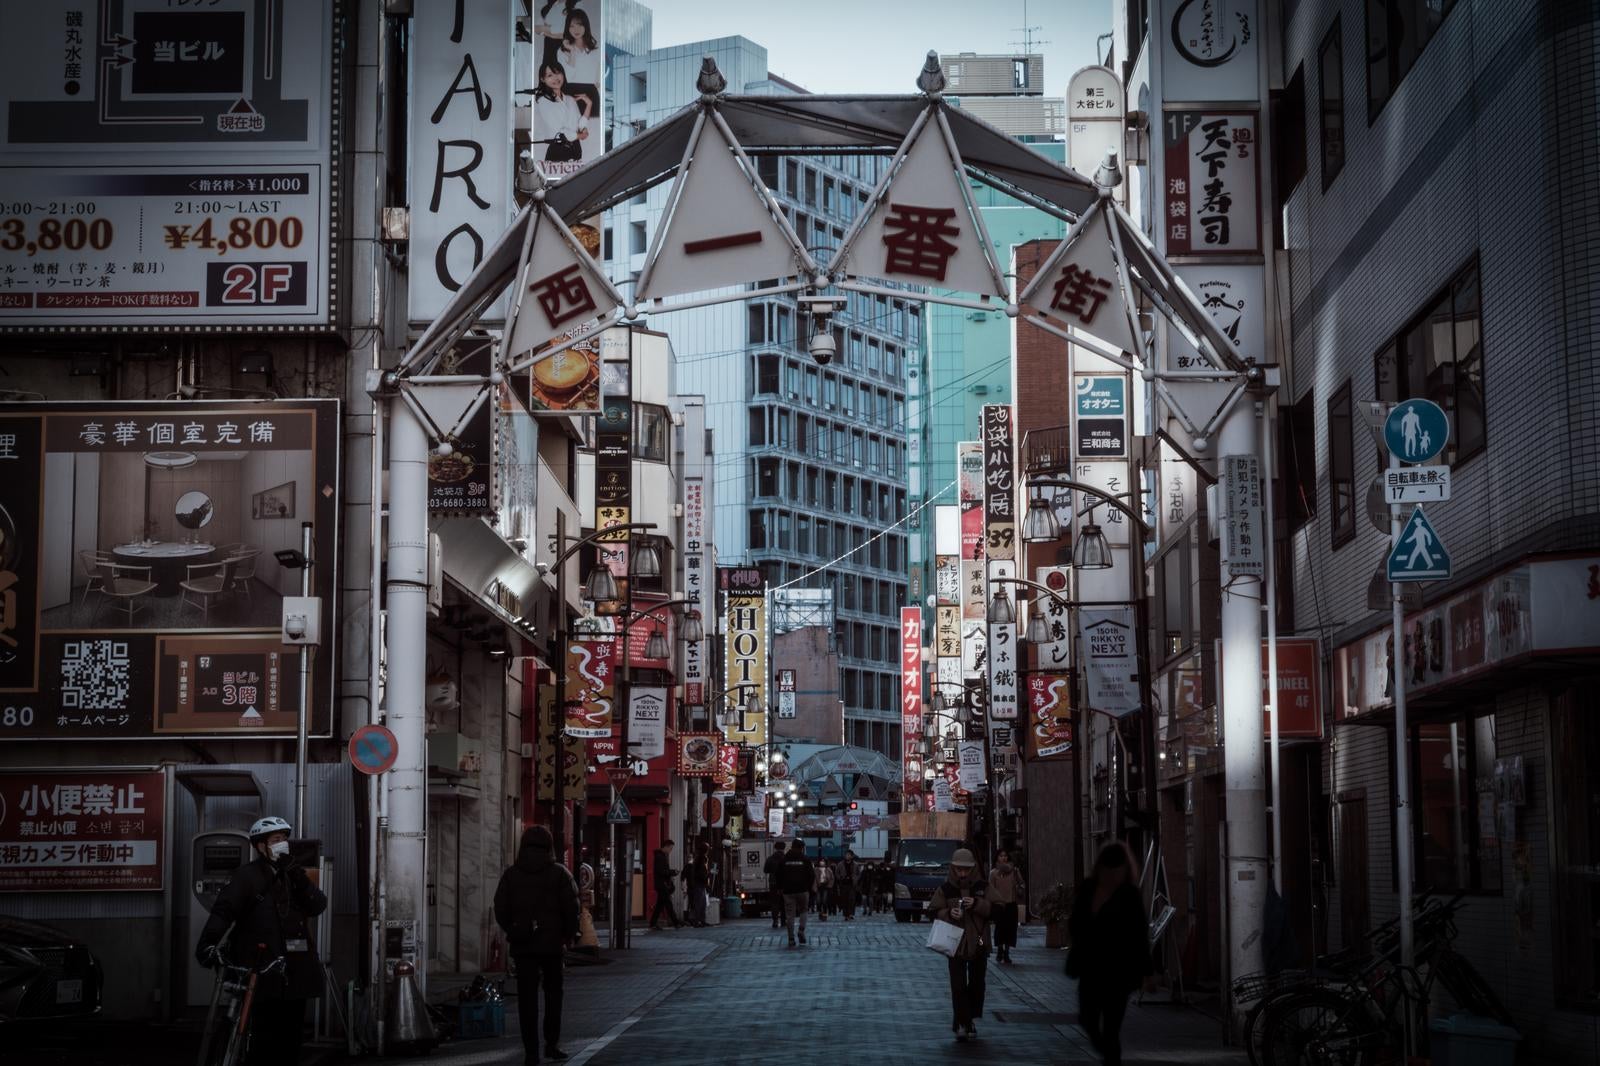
0,770,166,892
0,1,338,331
0,400,339,740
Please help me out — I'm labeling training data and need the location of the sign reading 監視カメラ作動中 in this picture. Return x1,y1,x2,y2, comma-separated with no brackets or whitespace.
0,770,166,891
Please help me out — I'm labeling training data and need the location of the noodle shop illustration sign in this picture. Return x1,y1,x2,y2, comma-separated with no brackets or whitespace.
564,636,618,738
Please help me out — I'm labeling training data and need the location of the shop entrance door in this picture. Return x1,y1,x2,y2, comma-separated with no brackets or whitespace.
1337,792,1370,950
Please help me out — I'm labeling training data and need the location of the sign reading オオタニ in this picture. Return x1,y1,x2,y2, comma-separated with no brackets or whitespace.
0,770,166,891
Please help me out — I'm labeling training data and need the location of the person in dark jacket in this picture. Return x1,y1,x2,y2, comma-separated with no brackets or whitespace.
195,815,328,1066
929,848,991,1040
681,843,710,928
494,825,580,1065
763,842,789,929
1068,842,1153,1066
778,839,815,947
648,838,680,930
836,852,859,919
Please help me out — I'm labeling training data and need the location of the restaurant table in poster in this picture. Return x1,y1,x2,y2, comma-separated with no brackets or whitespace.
0,770,166,891
0,400,340,739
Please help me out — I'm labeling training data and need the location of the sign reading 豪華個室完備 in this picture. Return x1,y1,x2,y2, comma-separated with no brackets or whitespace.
0,1,338,330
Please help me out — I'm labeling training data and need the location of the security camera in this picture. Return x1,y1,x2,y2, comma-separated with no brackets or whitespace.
800,295,846,367
808,329,836,365
284,614,308,640
535,561,552,576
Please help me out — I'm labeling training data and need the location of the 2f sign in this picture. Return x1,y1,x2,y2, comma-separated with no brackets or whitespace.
409,0,514,324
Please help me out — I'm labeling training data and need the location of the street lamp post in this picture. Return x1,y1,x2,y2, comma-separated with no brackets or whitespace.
547,519,659,867
1012,478,1159,867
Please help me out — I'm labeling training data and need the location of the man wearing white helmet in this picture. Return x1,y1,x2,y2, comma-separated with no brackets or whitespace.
195,815,328,1064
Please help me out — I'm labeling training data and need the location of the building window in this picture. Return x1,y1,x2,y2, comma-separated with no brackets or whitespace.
749,510,768,549
603,228,614,260
1271,64,1306,238
1374,256,1485,463
757,154,779,189
632,404,669,462
748,304,766,343
756,457,778,498
1365,0,1455,123
756,355,779,395
629,71,647,104
1328,382,1355,549
1408,714,1501,894
629,220,647,255
1280,390,1317,532
1320,19,1345,189
748,408,766,447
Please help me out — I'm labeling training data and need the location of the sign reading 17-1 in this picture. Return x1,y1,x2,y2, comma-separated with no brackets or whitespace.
1384,399,1449,465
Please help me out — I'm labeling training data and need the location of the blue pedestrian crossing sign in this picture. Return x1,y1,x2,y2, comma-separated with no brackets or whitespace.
1383,399,1449,464
606,791,632,825
1387,507,1451,582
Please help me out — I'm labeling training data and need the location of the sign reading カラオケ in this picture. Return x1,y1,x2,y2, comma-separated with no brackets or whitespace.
0,770,166,891
0,1,337,330
0,400,340,739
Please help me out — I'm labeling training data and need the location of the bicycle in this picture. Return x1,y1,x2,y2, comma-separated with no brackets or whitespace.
194,928,287,1066
1258,895,1516,1066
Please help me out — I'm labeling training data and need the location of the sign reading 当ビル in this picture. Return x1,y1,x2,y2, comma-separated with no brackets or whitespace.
0,770,166,891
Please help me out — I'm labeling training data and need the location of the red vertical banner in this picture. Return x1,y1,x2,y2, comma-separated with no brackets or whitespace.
900,607,924,807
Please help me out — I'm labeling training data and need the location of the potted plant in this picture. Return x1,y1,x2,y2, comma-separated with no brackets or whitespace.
1037,881,1075,949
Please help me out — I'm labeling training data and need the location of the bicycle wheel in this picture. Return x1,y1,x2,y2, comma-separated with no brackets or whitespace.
1245,981,1321,1066
1260,988,1381,1066
1432,949,1517,1029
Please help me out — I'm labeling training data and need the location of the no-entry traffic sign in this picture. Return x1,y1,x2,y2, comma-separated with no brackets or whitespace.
349,724,399,776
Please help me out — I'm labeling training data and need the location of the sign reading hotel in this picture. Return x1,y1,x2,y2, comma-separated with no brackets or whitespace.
0,400,339,739
721,568,766,747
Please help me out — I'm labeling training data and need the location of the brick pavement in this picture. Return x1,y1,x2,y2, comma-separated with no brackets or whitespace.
357,914,1247,1066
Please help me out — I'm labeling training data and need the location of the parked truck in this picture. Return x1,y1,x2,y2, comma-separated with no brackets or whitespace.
733,838,778,918
892,812,969,922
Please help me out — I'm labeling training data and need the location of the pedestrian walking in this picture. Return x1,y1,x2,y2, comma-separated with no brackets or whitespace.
648,837,681,930
817,856,834,920
837,852,858,919
877,862,895,914
930,848,990,1041
779,839,815,947
764,841,789,929
681,843,710,927
989,849,1025,963
1067,842,1153,1066
195,815,328,1066
493,825,580,1065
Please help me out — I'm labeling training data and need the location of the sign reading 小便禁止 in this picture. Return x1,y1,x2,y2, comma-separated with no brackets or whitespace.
0,401,339,740
0,1,338,330
0,770,166,891
1163,110,1260,257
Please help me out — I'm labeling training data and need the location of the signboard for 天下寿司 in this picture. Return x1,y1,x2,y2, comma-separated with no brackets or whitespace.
0,770,166,891
0,400,340,739
0,1,338,330
1162,110,1260,257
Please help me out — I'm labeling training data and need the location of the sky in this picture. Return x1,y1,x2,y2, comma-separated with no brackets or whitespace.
644,0,1112,100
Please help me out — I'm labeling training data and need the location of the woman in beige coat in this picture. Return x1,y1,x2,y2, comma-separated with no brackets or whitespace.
988,849,1025,963
929,848,991,1041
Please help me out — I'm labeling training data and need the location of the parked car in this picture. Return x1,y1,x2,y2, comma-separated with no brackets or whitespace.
0,915,103,1025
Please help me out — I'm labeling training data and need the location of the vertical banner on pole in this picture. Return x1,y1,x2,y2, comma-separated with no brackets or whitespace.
682,477,708,705
901,607,925,809
594,335,633,611
720,567,767,747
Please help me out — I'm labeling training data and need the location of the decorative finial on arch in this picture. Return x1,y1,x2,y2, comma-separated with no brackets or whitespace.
697,56,727,99
916,50,946,96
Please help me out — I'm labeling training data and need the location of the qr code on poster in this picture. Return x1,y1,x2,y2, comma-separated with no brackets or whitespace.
60,641,132,710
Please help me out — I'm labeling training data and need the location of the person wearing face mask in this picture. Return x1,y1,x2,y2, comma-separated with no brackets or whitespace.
195,815,328,1065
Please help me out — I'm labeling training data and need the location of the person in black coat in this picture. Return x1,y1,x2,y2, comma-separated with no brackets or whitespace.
1067,842,1154,1066
648,837,681,930
195,815,328,1066
763,841,789,929
494,825,580,1064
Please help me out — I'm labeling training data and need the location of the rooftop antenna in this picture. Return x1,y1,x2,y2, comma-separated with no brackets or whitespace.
1010,0,1049,57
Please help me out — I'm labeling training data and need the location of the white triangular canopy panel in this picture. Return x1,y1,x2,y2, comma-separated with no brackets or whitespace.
637,118,812,303
1017,201,1139,358
834,113,1007,299
504,205,625,364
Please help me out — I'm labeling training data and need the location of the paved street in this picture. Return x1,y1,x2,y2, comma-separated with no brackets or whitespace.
389,914,1242,1066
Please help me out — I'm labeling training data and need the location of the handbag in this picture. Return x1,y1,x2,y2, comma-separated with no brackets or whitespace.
926,918,965,958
